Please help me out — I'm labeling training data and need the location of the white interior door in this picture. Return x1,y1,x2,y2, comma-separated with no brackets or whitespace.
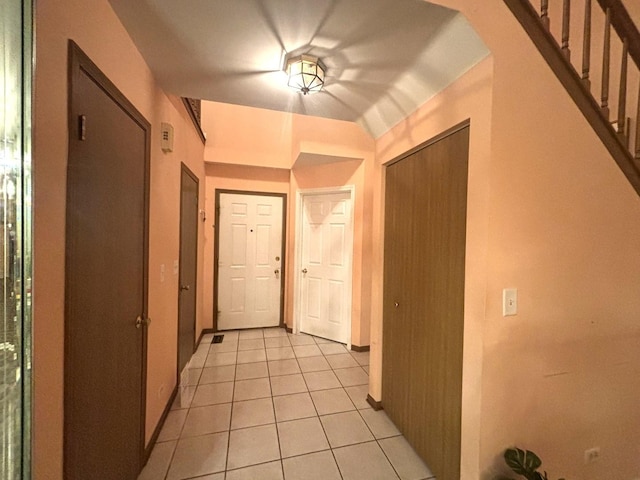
299,190,353,343
217,192,284,330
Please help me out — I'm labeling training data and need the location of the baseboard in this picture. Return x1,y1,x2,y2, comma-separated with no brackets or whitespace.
143,384,179,462
366,394,383,411
351,344,370,352
285,325,293,333
196,328,215,345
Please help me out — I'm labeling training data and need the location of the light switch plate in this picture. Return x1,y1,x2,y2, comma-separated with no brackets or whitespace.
503,288,518,316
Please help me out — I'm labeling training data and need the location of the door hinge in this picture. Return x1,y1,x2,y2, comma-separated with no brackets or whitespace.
79,115,87,141
135,315,151,329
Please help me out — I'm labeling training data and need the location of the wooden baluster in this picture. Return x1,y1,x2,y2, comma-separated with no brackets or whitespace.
617,38,628,140
601,8,611,120
541,0,550,30
636,82,640,159
562,0,571,60
582,0,591,90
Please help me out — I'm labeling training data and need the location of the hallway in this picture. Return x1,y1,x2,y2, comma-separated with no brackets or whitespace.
138,328,434,480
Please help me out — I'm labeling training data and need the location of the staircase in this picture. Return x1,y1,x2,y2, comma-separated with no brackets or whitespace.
504,0,640,195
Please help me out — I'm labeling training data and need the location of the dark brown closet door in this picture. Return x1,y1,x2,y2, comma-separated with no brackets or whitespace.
382,123,469,480
65,42,149,480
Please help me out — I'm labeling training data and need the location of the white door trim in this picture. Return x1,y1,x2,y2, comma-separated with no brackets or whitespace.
293,185,355,348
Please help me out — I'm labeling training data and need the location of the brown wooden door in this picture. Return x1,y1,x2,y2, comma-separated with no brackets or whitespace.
178,165,198,375
65,42,149,480
382,123,469,480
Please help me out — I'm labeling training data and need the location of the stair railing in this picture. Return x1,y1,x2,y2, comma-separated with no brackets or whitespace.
504,0,640,195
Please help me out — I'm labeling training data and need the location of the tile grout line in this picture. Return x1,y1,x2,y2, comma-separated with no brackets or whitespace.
157,328,380,480
209,332,240,478
164,337,216,480
267,333,286,479
222,334,239,477
344,365,404,480
315,346,347,480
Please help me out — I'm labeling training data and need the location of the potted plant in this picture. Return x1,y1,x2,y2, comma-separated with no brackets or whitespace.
503,448,565,480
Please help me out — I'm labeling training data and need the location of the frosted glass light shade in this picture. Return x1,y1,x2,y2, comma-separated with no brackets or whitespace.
286,54,325,95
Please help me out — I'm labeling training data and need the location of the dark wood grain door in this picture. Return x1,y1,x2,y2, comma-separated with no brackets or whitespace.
382,123,469,480
178,165,198,376
65,42,149,480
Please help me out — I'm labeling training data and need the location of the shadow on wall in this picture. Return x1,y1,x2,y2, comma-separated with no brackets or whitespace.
293,158,363,188
206,163,290,184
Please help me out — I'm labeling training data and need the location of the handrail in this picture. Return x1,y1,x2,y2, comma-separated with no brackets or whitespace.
504,0,640,196
182,97,206,144
596,0,640,69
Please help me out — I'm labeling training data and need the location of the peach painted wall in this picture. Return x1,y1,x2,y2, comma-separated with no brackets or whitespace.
202,101,293,169
201,103,376,348
368,1,640,478
472,4,640,478
373,55,494,480
34,0,205,478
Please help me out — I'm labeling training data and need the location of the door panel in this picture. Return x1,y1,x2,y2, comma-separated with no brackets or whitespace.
216,192,285,330
299,191,353,343
382,124,469,480
178,165,198,376
65,43,148,480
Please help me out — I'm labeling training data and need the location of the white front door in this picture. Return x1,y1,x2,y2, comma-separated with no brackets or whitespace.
298,190,353,343
217,192,284,330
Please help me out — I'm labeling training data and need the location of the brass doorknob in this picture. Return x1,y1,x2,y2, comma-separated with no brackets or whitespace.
302,268,308,274
180,285,190,291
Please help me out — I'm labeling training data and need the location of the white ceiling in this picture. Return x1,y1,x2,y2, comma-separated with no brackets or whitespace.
108,0,489,138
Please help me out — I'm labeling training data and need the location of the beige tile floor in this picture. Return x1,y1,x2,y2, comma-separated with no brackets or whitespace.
138,328,435,480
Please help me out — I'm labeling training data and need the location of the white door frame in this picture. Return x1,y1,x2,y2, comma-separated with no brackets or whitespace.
293,185,355,348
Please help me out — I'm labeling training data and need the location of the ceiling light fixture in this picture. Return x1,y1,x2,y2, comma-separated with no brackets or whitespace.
285,54,325,95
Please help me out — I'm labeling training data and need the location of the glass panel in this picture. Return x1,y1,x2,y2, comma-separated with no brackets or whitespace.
0,0,32,478
21,1,33,477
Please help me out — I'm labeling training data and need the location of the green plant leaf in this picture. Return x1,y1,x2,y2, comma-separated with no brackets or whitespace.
504,448,543,475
